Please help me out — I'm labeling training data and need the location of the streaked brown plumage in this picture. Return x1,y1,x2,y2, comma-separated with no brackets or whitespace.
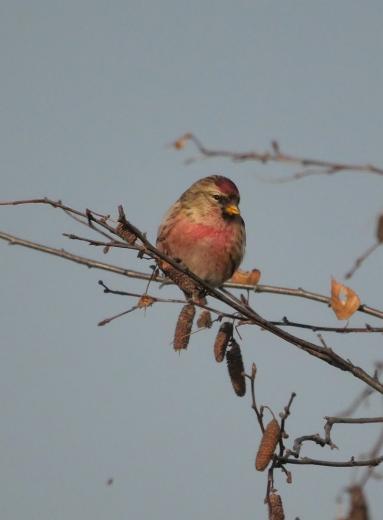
156,175,246,287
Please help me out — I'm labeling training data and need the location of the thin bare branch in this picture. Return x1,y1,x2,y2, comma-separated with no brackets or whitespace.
171,133,383,177
247,363,265,433
266,318,383,334
62,233,136,250
278,455,383,468
277,392,297,460
336,368,382,417
325,416,383,426
358,428,383,487
345,242,380,279
0,230,151,280
286,416,383,462
98,305,139,326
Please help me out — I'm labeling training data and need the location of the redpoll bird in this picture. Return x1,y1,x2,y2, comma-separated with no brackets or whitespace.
156,175,246,287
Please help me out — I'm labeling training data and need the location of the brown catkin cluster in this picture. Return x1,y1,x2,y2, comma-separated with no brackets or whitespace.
255,419,280,471
268,493,285,520
214,322,233,362
197,310,212,329
226,339,246,396
173,304,195,350
115,222,137,245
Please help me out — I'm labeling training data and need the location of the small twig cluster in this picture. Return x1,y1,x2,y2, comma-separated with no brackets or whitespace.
171,132,383,178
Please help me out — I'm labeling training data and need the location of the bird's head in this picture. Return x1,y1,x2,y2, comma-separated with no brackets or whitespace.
181,175,242,220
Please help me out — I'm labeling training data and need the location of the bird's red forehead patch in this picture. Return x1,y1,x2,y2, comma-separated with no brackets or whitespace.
214,176,239,196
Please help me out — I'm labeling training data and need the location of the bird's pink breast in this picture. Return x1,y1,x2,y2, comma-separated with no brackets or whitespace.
159,215,243,286
174,220,234,246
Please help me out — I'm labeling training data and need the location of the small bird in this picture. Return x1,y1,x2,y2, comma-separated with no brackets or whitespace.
156,175,246,287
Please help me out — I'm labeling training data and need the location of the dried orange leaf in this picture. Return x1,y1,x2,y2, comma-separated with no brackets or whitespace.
230,269,261,286
173,303,195,351
331,278,361,320
255,419,280,471
268,492,285,520
137,295,155,309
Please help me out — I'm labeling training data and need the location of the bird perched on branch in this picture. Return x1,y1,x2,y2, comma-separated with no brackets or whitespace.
156,175,246,289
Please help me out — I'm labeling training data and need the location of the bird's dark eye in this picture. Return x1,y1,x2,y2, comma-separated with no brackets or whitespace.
212,194,223,201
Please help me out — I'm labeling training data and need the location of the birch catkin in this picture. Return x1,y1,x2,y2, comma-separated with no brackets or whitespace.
173,304,195,350
226,339,246,396
255,419,280,471
214,322,233,362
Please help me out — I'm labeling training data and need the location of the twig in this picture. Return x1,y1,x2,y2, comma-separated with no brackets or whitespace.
247,363,264,433
336,373,380,418
172,133,383,178
267,318,383,334
278,455,383,468
345,242,380,279
358,428,383,487
98,280,235,320
286,416,383,461
63,233,136,250
0,230,152,280
278,393,297,457
325,416,383,427
98,304,140,326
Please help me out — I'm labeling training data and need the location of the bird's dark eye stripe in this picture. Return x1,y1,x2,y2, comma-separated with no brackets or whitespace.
212,194,225,202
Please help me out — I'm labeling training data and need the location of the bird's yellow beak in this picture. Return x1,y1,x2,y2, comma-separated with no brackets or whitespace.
224,204,241,216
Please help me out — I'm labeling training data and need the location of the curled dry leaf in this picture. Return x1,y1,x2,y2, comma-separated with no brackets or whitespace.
377,214,383,243
267,493,285,520
230,268,261,286
197,309,212,329
226,339,246,396
173,303,195,351
331,278,361,320
255,418,280,471
137,295,156,309
213,322,233,362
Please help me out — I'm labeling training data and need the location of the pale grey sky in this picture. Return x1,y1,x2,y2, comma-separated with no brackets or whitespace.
1,1,383,519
